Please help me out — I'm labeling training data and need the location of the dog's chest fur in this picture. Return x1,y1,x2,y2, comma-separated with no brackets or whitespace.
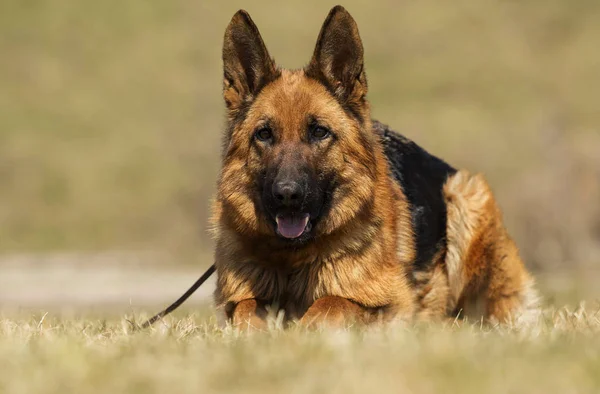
214,121,456,321
213,200,414,320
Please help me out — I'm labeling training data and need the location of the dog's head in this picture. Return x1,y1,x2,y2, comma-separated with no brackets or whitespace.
218,6,380,245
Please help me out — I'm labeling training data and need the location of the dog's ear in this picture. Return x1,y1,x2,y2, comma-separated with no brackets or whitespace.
306,6,367,107
222,10,278,114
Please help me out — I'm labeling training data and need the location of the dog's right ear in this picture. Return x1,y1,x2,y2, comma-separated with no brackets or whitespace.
222,10,278,114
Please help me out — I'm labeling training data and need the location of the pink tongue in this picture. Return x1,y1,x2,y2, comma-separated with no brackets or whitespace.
276,215,309,239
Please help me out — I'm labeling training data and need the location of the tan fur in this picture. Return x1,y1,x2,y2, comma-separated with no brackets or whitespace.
412,250,452,321
229,299,268,330
299,296,374,328
441,170,539,323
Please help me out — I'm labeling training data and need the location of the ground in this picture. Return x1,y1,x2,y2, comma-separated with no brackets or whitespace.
1,256,599,394
1,307,599,394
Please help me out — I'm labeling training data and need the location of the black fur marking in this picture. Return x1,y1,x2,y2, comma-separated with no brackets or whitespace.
343,101,365,125
373,120,457,271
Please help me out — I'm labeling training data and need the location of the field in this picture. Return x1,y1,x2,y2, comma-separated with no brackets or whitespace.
2,257,600,394
1,308,600,394
1,0,599,393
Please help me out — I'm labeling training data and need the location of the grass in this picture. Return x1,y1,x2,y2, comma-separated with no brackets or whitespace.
1,306,600,394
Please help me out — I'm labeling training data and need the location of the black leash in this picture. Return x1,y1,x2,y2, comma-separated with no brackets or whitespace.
140,264,216,329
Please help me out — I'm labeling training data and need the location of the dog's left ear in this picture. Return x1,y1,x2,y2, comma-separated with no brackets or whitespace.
306,6,367,107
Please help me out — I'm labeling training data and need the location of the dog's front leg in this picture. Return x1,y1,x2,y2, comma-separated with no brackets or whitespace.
229,299,268,330
299,296,371,328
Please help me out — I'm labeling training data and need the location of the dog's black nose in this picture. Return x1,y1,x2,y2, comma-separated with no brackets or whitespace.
273,181,304,206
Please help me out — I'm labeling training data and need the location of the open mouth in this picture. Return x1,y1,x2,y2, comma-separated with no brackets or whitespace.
275,213,310,239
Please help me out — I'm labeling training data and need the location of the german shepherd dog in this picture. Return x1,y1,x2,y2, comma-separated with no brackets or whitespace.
212,6,539,328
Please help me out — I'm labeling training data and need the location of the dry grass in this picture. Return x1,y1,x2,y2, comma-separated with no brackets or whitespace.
1,307,599,394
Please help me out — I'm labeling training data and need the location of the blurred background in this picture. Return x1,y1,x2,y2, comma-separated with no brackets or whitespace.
1,0,599,312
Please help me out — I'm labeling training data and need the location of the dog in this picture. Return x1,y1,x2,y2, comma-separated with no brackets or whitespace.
211,5,539,328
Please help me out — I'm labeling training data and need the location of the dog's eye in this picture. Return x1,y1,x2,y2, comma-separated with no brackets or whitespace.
311,126,330,140
255,127,273,142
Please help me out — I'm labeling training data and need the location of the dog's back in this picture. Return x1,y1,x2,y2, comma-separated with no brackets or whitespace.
374,121,456,271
